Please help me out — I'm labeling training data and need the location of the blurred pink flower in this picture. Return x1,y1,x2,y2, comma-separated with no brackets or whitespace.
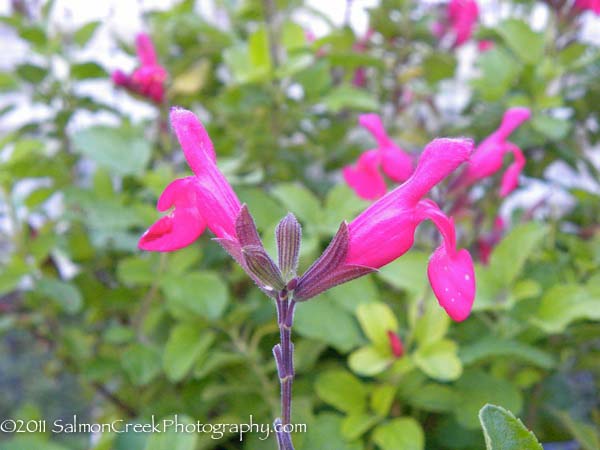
352,29,375,87
477,217,505,264
346,138,476,321
448,0,479,46
457,107,531,197
139,108,241,251
343,114,414,200
112,33,167,103
387,331,404,358
574,0,600,14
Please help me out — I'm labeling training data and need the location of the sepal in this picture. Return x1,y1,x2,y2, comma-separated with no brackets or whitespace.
242,245,286,292
276,213,302,281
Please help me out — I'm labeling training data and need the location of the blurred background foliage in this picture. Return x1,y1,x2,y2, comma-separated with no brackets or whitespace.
0,0,599,449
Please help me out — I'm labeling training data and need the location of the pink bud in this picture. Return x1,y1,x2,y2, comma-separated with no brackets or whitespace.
387,331,404,358
135,33,159,66
499,143,525,197
477,40,494,52
447,0,479,47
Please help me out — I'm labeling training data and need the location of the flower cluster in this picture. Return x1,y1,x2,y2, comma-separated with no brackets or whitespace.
343,114,413,200
112,33,167,103
139,108,476,321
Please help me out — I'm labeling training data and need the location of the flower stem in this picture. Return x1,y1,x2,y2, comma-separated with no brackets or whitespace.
273,291,296,449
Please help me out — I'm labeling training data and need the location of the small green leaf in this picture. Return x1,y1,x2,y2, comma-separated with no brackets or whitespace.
161,272,229,321
356,302,398,352
479,404,543,450
163,325,215,382
322,86,378,113
315,369,368,413
70,62,107,79
122,344,162,386
37,277,83,314
497,19,545,64
459,338,555,369
533,284,600,333
371,384,397,417
372,418,425,450
413,339,462,381
145,415,198,450
271,183,321,225
73,21,101,46
348,345,392,376
341,413,380,440
407,384,457,413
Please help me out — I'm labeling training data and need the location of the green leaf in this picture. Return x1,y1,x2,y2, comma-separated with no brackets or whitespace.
294,295,364,353
413,339,462,381
552,409,600,450
371,384,397,417
72,126,151,176
0,257,29,296
533,284,600,333
161,272,229,321
459,337,556,369
249,26,272,75
356,302,398,352
0,436,69,450
497,19,545,64
454,370,523,429
315,369,368,413
479,404,543,450
271,183,321,225
372,418,425,450
326,276,379,313
70,62,107,79
489,223,547,286
377,251,429,297
16,63,47,84
163,324,215,382
145,415,198,450
472,47,521,101
117,256,157,286
73,21,100,46
348,345,392,376
531,115,572,140
423,52,456,84
341,413,380,440
412,296,450,347
37,277,83,314
407,384,457,413
322,86,378,113
122,344,162,386
301,413,363,450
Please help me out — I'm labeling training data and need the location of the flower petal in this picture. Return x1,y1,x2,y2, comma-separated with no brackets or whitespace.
381,145,413,182
427,246,475,322
343,149,387,200
358,113,393,148
135,33,159,66
170,107,217,174
499,143,525,197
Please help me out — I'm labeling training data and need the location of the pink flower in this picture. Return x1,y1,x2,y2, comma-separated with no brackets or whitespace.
458,107,531,197
434,0,479,47
477,40,494,52
387,331,404,358
477,217,505,264
139,108,241,251
574,0,600,14
343,114,414,200
112,33,167,103
346,138,476,321
351,29,375,87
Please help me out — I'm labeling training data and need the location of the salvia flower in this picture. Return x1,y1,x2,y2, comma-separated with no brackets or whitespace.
112,33,167,103
300,138,476,321
457,107,531,197
448,0,479,46
574,0,600,15
343,114,413,200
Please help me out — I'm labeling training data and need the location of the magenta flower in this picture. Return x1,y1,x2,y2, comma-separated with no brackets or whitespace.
112,33,167,103
574,0,600,14
343,114,414,200
457,107,531,197
139,108,241,251
448,0,479,46
343,138,476,321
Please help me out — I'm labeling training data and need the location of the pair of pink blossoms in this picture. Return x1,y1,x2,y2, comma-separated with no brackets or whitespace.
140,108,476,321
345,107,531,201
112,33,167,103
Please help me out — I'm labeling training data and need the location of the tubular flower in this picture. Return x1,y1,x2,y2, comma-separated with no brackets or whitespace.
112,33,167,103
447,0,479,46
345,138,476,321
458,107,531,197
343,114,414,200
139,108,241,251
574,0,600,14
